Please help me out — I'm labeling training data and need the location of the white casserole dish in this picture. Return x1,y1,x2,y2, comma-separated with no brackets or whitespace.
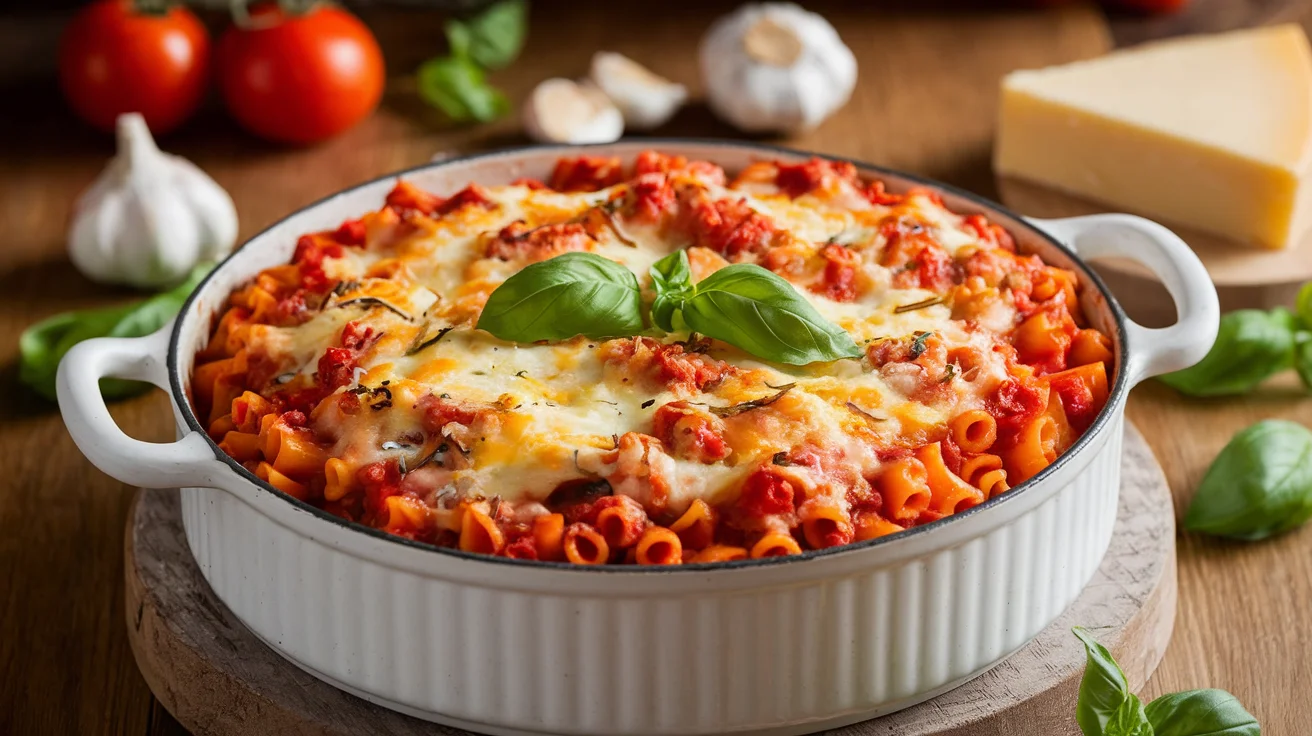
57,141,1218,736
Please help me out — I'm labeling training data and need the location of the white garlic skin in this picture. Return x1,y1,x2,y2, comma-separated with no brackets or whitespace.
700,3,858,134
522,77,625,145
69,113,238,289
589,51,688,130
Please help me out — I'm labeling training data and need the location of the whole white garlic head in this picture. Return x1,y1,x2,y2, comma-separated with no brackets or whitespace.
69,113,238,289
589,52,688,130
700,3,857,133
522,78,625,145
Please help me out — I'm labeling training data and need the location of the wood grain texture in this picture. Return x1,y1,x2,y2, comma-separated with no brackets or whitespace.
0,1,1308,735
124,425,1175,736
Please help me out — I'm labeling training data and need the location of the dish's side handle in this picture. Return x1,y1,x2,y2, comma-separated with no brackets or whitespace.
56,323,234,490
1029,214,1220,387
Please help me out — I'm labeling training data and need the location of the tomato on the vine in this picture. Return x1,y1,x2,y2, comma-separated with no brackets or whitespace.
216,5,385,145
58,0,210,135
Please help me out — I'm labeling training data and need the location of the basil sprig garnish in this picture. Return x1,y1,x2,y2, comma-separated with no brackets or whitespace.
476,250,863,366
664,253,864,365
1185,419,1312,540
476,252,644,341
1073,627,1259,736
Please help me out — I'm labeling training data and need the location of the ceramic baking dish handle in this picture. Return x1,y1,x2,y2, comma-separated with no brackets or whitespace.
56,323,231,489
1030,214,1220,387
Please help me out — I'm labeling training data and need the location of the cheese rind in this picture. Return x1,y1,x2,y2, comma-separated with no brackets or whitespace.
995,24,1312,250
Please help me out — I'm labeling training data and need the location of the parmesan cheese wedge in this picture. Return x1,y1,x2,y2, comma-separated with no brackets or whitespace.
995,24,1312,250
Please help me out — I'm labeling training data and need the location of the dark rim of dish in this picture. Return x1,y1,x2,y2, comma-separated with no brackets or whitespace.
167,138,1133,574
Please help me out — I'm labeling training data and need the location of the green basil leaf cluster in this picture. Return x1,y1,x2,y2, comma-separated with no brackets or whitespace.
1158,308,1298,396
475,250,863,366
444,0,527,70
1184,419,1312,540
417,0,526,123
1073,627,1259,736
1162,282,1312,396
649,251,863,365
476,252,644,340
19,263,212,402
417,56,509,123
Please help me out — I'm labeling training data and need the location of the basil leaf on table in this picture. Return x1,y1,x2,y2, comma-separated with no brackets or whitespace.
444,0,528,70
18,262,212,402
1184,419,1312,540
476,252,644,341
1107,696,1154,736
417,55,510,123
649,250,693,332
1073,627,1144,736
1071,628,1260,736
680,264,864,366
1158,308,1299,397
1297,281,1312,329
1296,332,1312,391
1145,689,1260,736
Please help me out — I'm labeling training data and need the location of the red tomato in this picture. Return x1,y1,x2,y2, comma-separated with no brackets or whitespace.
58,0,210,135
216,5,385,145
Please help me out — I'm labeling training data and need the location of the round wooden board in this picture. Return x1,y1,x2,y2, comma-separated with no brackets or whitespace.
125,424,1176,736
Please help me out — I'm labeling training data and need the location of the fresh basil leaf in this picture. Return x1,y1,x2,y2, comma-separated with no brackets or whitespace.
445,0,527,70
1297,281,1312,330
19,263,212,402
1073,627,1140,736
1107,694,1154,736
108,263,212,338
679,264,863,366
1296,332,1312,391
1184,419,1312,540
444,18,473,60
20,306,136,401
650,250,693,332
1158,309,1298,397
476,252,643,341
650,249,693,295
1145,689,1259,736
417,55,510,123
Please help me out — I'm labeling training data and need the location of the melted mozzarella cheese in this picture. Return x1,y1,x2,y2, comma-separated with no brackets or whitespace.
266,171,1015,511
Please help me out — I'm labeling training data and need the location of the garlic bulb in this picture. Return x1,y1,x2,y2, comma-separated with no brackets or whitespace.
589,52,688,130
700,3,857,133
69,113,238,288
522,78,625,145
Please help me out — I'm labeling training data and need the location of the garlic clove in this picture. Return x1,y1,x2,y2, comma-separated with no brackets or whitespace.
588,51,688,130
68,113,238,289
700,3,857,134
522,77,625,145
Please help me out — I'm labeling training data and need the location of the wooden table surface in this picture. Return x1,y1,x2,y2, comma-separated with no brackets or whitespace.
1,2,1309,735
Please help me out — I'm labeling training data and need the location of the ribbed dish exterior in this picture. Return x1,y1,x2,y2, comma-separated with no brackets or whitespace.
178,415,1124,736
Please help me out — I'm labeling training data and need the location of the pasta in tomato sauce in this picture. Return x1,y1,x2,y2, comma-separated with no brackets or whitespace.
192,151,1113,565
